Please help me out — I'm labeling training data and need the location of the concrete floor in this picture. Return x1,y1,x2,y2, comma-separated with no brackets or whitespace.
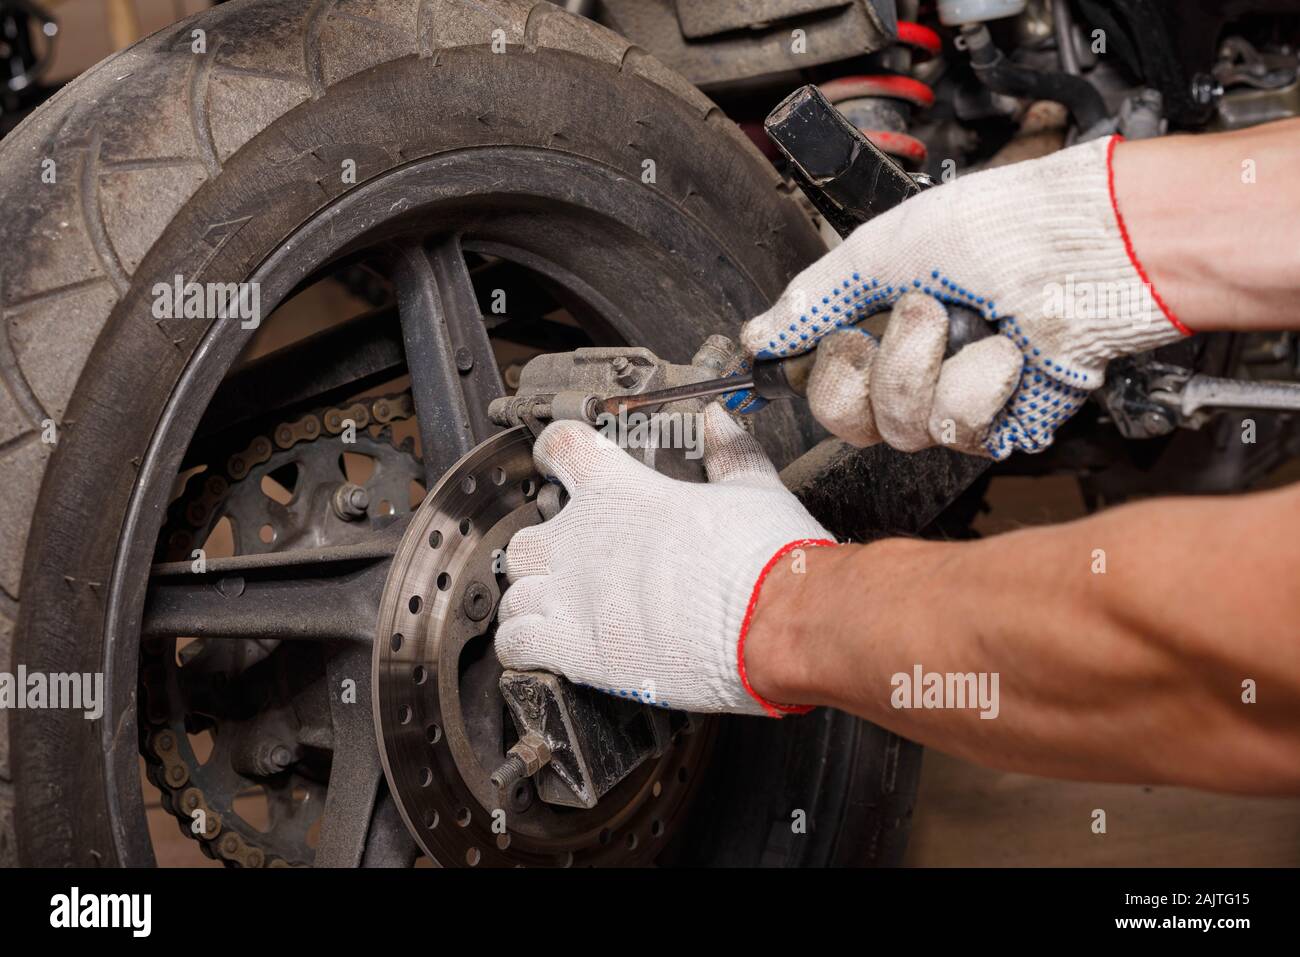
905,474,1300,866
907,749,1300,866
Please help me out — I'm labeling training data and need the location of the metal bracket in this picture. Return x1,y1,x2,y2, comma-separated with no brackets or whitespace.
497,670,670,809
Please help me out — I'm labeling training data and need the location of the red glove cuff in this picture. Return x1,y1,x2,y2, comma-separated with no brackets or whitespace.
737,537,837,718
1106,135,1191,337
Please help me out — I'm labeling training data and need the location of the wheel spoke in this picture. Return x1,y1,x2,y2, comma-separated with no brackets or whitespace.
393,236,505,486
314,640,385,867
360,784,420,868
143,534,397,643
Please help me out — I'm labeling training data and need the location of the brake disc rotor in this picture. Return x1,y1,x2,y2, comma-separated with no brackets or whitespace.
374,426,713,866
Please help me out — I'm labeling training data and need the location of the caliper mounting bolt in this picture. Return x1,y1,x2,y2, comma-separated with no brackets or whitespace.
611,356,639,388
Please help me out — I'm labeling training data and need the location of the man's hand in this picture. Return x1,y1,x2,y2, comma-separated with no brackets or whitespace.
738,136,1188,459
494,404,833,717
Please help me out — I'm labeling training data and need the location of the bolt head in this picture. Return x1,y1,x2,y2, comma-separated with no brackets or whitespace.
463,581,494,622
455,347,474,372
333,483,370,520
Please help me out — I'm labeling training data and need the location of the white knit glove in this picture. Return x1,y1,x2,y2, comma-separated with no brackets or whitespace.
735,136,1189,458
494,404,834,717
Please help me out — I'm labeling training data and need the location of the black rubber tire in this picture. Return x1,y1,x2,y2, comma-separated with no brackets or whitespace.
1,0,918,866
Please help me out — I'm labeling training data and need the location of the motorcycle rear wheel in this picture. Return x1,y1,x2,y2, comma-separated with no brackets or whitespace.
2,0,918,867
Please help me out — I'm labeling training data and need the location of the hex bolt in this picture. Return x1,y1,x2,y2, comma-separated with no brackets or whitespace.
271,745,294,769
332,482,370,521
462,581,494,622
488,732,552,792
611,356,638,388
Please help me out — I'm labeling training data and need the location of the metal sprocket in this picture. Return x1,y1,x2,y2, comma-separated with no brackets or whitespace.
141,394,422,866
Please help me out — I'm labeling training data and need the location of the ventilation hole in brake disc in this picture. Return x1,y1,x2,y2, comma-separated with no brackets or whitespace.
412,665,427,685
521,479,537,498
390,633,403,653
461,474,477,494
426,723,442,744
436,572,451,591
466,848,482,866
408,595,422,614
398,705,412,725
495,834,510,851
428,529,442,548
425,810,439,830
491,467,507,485
456,807,472,827
419,768,433,787
651,820,665,838
458,518,472,535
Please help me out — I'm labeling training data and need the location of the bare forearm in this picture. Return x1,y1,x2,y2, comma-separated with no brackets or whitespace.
746,485,1300,793
1114,118,1300,333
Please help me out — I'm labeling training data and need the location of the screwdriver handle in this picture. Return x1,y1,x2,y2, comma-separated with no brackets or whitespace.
748,304,995,401
750,349,818,399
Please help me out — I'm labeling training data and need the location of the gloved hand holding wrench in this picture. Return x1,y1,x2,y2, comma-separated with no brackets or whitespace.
496,114,1300,796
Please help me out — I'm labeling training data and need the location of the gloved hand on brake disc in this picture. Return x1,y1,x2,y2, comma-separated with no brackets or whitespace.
738,136,1189,459
494,404,832,717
